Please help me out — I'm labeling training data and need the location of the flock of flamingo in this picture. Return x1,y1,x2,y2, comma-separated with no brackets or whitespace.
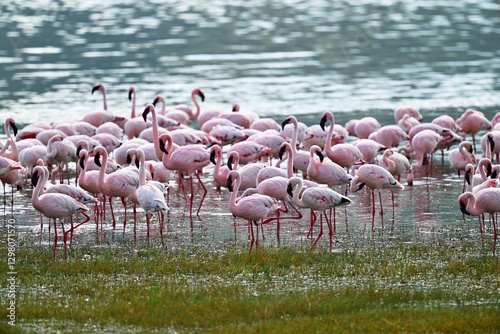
0,83,499,258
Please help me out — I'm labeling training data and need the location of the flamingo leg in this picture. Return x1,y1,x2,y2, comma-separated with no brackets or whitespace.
372,189,376,231
324,211,333,250
64,213,91,238
109,197,116,228
249,221,255,253
195,172,207,217
493,214,497,255
379,190,384,230
189,175,194,218
146,213,150,247
53,219,58,260
479,215,484,245
159,212,165,248
121,197,127,238
310,213,323,251
61,220,68,260
39,213,43,243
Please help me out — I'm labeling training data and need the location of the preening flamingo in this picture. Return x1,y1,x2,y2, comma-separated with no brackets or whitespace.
350,164,404,230
159,133,210,217
227,170,278,252
448,141,475,176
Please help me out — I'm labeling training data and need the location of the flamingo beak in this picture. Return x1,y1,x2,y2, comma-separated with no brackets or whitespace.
91,84,101,95
128,87,134,101
79,156,85,170
94,153,102,167
31,171,39,187
134,158,140,169
227,156,234,170
11,122,18,136
198,90,205,102
210,151,216,165
278,145,286,160
319,115,327,131
152,97,160,107
317,151,325,163
159,139,168,154
126,154,132,165
226,176,234,192
464,170,471,185
459,200,470,215
142,106,150,122
287,184,293,198
281,118,291,130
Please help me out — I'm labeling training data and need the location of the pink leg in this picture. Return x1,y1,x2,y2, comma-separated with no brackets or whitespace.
159,212,165,248
372,190,376,230
310,214,324,251
40,213,43,243
53,219,58,260
195,172,207,217
64,213,91,239
379,191,384,230
249,221,255,253
189,175,194,218
493,214,497,255
146,213,150,246
324,212,333,250
109,197,116,228
479,216,484,245
61,220,67,260
121,197,127,238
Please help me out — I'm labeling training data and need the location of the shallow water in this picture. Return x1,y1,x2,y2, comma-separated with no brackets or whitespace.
0,1,499,253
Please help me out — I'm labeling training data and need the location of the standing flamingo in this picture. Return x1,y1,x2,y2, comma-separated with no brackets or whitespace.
227,170,278,252
31,166,89,259
94,146,140,232
350,164,404,230
281,116,310,175
287,177,351,250
320,111,364,172
456,109,492,151
159,133,210,217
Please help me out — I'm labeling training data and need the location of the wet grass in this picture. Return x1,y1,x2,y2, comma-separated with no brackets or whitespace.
1,231,499,333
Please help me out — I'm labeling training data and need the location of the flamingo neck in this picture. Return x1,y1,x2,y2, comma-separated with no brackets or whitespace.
97,149,109,188
464,193,482,216
213,148,222,180
32,168,46,207
130,90,136,118
291,119,299,154
138,153,147,186
324,116,335,156
78,154,88,187
383,153,396,173
191,91,201,121
229,173,241,207
161,137,173,169
102,88,108,111
150,108,162,160
286,144,294,179
291,178,304,205
46,138,59,159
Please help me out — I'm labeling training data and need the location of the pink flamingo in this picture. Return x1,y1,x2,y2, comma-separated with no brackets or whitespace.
320,111,364,171
410,130,444,170
31,165,89,259
353,139,386,164
226,140,270,165
17,142,47,176
130,149,169,243
307,145,352,187
94,146,140,232
354,117,381,139
288,176,351,250
456,109,492,151
459,188,499,254
250,118,281,132
379,149,411,183
159,133,211,217
448,141,475,176
0,156,24,206
374,125,409,149
247,131,287,161
227,170,278,252
481,131,500,162
432,115,461,133
397,114,420,134
45,135,77,184
83,84,126,128
96,122,123,140
394,105,423,123
209,125,246,146
210,145,238,190
281,116,310,175
2,118,18,160
350,164,404,230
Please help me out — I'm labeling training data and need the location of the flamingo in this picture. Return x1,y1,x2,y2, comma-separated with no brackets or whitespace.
459,188,499,254
45,135,77,184
2,118,18,160
130,149,169,243
159,133,210,217
94,146,140,231
394,105,423,123
83,84,126,128
350,164,404,230
0,156,24,206
320,111,364,172
379,149,411,183
306,145,352,187
96,122,123,140
124,86,151,139
374,125,409,149
31,166,89,259
226,140,270,165
397,114,420,134
210,145,239,190
456,109,492,151
227,170,279,252
250,118,281,132
287,176,351,250
353,139,386,164
354,117,381,139
448,141,475,176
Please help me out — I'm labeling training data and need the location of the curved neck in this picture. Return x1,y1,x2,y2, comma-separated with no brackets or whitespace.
0,139,10,155
46,137,59,159
32,167,46,205
97,149,109,188
229,173,241,207
477,159,489,182
78,152,88,186
191,90,201,120
161,136,173,169
464,193,482,216
157,96,166,114
382,152,396,173
324,116,335,156
4,120,12,140
213,147,222,179
291,178,304,205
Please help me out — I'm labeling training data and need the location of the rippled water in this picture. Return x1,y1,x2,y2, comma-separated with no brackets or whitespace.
1,1,499,252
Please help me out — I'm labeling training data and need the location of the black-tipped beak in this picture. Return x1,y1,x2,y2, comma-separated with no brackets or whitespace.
126,154,132,165
198,90,205,102
79,156,85,170
11,122,18,136
128,87,134,101
460,201,470,215
227,176,233,192
278,145,286,160
76,147,82,158
31,171,39,187
287,184,293,198
134,158,140,169
487,163,492,177
94,153,102,167
357,183,365,191
317,151,325,163
465,170,471,185
210,151,216,165
340,197,351,205
227,156,234,170
492,170,498,179
159,139,168,154
142,106,150,122
91,84,101,95
152,97,159,106
488,135,495,153
319,115,327,131
281,118,291,131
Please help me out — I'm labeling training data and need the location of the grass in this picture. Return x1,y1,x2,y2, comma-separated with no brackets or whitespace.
1,230,499,333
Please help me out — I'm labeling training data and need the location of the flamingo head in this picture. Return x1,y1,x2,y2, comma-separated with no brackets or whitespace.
319,115,328,131
31,169,41,187
91,83,104,95
128,86,135,101
226,174,234,192
152,96,161,107
78,155,85,170
488,133,495,153
209,150,217,165
232,103,240,112
278,145,287,160
193,88,205,102
227,155,234,170
143,104,153,122
8,120,18,136
459,199,470,216
281,117,292,130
